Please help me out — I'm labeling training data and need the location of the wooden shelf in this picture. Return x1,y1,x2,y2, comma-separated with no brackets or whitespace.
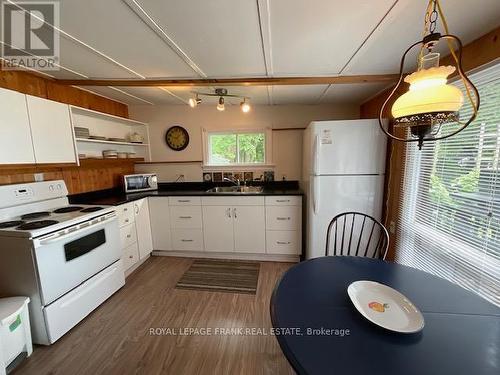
78,158,144,167
76,138,149,147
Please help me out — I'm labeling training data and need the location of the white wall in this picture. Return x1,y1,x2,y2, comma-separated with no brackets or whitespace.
129,104,359,182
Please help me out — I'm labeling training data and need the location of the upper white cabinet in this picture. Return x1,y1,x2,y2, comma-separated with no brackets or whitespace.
26,95,76,164
0,87,35,164
134,198,153,260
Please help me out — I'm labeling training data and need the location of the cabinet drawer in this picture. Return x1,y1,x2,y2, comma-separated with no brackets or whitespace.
202,196,265,206
123,242,140,270
119,223,137,248
117,203,135,227
265,196,302,206
266,231,301,255
170,206,202,229
171,229,204,251
266,206,301,231
168,196,201,206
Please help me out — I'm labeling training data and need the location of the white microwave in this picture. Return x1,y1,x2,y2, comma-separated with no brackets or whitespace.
123,173,158,193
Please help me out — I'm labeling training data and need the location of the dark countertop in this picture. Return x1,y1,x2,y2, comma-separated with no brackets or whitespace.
69,181,303,206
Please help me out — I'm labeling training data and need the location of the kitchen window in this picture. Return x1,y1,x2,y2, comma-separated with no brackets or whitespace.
396,63,500,306
203,129,272,167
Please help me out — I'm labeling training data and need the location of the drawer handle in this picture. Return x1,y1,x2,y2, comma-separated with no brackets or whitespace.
129,255,133,259
181,239,194,242
125,219,129,223
179,216,192,219
178,200,191,203
127,234,131,238
276,217,291,221
276,199,290,203
277,241,291,245
124,208,128,211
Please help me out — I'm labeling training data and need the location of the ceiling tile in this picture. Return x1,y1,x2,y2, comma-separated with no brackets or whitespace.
57,0,196,78
79,86,154,105
320,83,389,105
269,0,396,75
343,0,500,75
272,85,327,104
136,0,267,77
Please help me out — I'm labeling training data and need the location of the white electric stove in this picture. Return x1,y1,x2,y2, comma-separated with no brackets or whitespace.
0,180,125,345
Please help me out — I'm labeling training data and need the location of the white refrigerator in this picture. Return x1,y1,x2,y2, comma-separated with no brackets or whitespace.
302,120,387,259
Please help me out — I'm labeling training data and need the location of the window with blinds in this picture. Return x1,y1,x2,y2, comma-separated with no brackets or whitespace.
396,62,500,306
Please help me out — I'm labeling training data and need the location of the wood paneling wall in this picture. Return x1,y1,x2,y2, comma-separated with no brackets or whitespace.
360,26,500,260
0,68,132,194
0,68,128,118
0,160,137,195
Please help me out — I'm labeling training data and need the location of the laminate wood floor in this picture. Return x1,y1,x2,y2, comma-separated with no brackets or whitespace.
14,257,295,375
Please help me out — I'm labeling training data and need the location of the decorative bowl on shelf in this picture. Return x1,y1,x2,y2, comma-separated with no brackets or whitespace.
128,132,144,144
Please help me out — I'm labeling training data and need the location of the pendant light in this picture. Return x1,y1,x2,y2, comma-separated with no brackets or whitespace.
378,0,480,149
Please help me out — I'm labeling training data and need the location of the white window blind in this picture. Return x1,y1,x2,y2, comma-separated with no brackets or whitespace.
396,63,500,306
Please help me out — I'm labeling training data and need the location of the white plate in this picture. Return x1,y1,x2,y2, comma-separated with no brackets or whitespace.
347,280,425,333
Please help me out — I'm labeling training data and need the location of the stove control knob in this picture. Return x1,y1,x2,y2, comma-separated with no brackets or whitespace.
57,184,62,190
49,185,54,191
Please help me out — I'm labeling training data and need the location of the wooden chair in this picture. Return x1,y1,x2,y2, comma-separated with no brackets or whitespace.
325,212,389,260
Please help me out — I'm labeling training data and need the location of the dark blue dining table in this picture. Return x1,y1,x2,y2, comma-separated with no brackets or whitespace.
270,256,500,375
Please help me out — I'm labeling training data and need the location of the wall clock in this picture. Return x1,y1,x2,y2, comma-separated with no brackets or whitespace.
165,125,189,151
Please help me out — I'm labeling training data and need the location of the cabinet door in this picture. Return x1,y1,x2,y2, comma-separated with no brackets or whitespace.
149,197,172,251
0,88,35,164
135,198,153,259
26,95,76,163
202,206,234,252
233,206,266,253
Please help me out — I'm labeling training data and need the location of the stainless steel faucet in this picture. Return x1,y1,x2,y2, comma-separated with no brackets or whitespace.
223,177,240,186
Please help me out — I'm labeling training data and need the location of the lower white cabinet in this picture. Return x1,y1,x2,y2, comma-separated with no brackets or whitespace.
203,206,234,252
149,197,172,251
117,198,153,272
134,198,153,259
233,206,266,253
149,195,302,259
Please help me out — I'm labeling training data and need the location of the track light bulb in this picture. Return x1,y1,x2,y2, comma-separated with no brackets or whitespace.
217,97,225,111
189,94,201,108
240,99,251,113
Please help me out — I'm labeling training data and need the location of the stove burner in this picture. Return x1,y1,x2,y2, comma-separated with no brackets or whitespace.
21,211,50,220
0,220,26,228
17,220,59,231
80,207,104,213
53,206,84,214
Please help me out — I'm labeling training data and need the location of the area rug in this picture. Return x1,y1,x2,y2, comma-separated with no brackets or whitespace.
176,259,260,294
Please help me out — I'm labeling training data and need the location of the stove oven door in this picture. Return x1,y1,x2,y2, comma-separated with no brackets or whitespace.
33,213,121,305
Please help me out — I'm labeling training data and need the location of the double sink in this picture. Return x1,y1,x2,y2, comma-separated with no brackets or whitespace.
206,186,264,194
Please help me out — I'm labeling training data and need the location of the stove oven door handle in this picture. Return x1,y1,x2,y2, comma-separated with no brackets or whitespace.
37,214,117,245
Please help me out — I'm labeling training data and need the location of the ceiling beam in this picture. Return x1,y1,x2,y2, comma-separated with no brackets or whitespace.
56,74,400,87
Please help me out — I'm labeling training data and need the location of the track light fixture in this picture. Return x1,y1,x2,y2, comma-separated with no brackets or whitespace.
378,0,479,150
188,88,251,113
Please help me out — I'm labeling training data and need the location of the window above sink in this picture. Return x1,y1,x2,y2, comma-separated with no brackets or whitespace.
202,128,273,168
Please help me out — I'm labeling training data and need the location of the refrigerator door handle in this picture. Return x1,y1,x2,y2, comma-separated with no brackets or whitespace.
312,176,320,214
313,135,321,175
